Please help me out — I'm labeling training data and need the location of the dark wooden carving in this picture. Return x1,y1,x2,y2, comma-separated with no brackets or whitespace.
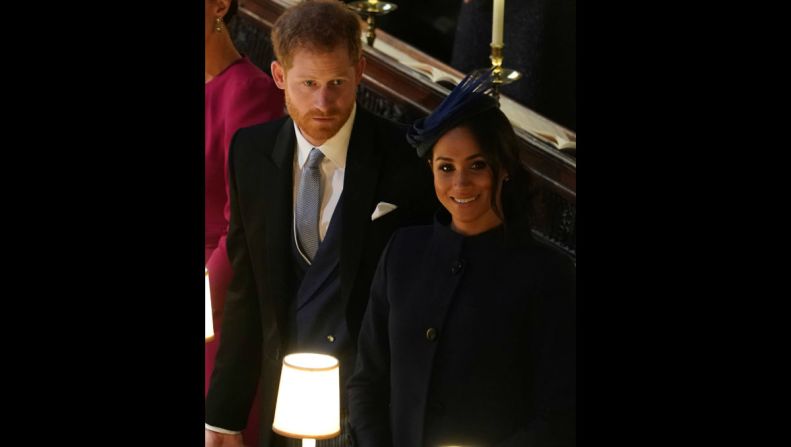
227,14,277,76
357,83,421,125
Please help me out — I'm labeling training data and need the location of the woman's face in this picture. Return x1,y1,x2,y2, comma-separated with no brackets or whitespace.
431,126,504,236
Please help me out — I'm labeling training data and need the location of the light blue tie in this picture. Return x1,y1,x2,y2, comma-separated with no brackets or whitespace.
296,148,324,262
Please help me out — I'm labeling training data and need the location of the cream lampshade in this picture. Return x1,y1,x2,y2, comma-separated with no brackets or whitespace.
272,353,340,447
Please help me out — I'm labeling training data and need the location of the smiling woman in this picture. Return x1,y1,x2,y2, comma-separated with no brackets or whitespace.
348,71,576,447
430,126,505,237
414,71,536,244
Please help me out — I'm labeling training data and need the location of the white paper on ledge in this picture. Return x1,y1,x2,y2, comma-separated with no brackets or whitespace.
373,38,575,151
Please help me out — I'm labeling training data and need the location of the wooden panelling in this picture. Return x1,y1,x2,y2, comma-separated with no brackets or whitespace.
232,0,576,258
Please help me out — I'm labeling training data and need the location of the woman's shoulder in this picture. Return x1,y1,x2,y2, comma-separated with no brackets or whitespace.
383,224,433,258
211,58,276,94
515,237,576,278
231,60,276,89
390,224,434,246
378,225,434,274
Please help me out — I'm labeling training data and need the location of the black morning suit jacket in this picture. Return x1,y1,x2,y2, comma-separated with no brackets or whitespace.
205,106,438,447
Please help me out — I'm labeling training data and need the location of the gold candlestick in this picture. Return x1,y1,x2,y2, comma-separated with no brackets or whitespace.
490,44,504,77
347,1,398,47
488,43,522,101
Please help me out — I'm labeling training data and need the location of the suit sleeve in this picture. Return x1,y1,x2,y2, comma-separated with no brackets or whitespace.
206,75,284,325
205,130,265,431
347,236,397,447
221,76,284,234
499,253,576,447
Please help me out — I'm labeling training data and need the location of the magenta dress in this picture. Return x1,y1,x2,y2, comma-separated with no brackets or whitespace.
205,56,284,445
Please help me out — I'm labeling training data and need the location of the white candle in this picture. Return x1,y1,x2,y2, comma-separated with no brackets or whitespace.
492,0,505,46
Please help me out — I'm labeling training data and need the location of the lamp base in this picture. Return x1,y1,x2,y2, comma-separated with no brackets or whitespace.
302,439,316,447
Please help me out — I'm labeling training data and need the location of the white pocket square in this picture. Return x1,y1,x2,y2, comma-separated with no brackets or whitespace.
371,202,398,221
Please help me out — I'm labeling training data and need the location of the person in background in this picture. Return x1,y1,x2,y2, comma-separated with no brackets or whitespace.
206,0,285,445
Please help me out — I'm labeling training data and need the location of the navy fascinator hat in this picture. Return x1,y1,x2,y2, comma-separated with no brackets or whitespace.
406,70,499,158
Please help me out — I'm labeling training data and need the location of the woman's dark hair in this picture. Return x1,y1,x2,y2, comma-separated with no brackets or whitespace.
427,107,536,243
223,0,238,23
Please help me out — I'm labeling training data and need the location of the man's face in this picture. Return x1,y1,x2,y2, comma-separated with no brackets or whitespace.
271,45,365,146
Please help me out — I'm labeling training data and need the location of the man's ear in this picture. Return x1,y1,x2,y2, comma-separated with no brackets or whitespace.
271,61,286,90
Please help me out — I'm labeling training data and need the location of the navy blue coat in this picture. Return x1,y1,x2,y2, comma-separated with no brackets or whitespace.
348,211,576,447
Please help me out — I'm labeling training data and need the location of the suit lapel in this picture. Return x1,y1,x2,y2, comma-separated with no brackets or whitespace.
270,117,296,170
340,108,385,303
259,118,297,331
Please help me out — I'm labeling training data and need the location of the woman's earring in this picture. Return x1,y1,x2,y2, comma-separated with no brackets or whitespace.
215,17,224,33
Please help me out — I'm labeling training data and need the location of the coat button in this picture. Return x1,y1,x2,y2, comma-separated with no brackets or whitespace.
326,335,335,343
450,260,464,274
426,327,438,341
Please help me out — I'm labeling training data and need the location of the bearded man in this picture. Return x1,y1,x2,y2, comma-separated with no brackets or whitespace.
204,1,437,446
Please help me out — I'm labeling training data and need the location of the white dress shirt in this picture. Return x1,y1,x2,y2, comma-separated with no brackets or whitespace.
291,104,355,264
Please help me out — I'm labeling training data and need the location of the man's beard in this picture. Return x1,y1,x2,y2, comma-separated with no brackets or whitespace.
285,91,354,145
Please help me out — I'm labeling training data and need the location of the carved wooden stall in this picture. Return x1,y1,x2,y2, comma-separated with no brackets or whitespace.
229,0,576,260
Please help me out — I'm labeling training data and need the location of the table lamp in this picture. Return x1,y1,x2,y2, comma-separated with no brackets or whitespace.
272,353,341,447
